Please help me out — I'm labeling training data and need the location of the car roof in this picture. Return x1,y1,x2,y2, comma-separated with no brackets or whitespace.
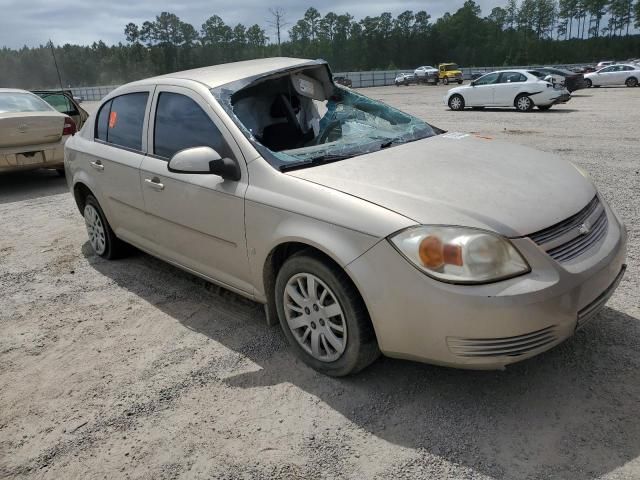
126,57,320,89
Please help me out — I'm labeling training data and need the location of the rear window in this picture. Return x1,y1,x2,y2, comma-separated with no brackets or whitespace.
0,92,52,114
95,92,148,151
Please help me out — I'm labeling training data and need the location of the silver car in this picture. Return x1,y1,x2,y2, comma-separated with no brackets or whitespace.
65,58,627,376
1,88,77,174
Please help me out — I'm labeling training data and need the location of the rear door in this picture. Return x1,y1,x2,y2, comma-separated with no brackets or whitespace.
138,85,252,294
493,72,527,106
88,88,153,241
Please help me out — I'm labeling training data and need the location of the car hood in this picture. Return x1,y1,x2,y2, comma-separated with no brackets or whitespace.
287,134,596,237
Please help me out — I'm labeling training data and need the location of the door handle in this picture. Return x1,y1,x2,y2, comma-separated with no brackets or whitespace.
90,160,104,171
144,177,164,191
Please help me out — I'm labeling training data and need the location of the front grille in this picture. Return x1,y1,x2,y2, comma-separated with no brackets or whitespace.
447,326,557,357
528,196,608,263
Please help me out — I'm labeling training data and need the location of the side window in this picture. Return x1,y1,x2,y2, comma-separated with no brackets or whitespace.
153,92,234,160
95,99,111,142
499,72,526,83
623,65,634,71
600,66,614,73
42,94,76,115
475,72,499,86
107,93,149,151
94,93,148,151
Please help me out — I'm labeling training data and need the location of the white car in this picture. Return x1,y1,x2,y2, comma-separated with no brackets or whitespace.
414,65,438,84
596,60,615,69
584,64,640,88
443,70,571,112
394,73,415,86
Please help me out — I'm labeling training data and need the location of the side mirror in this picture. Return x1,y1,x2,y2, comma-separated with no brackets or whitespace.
470,81,476,86
168,146,240,181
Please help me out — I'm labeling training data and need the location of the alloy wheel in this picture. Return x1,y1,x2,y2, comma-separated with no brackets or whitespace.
84,204,106,255
449,96,463,110
516,96,532,111
283,273,347,362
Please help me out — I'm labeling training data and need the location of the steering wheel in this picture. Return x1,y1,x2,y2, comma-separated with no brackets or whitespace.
279,94,302,134
311,119,343,146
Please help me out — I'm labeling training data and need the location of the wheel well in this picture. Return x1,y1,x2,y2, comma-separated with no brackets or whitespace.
262,242,372,330
626,76,637,82
73,182,93,214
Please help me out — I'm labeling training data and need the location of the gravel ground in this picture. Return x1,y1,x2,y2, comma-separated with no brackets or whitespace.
1,85,639,480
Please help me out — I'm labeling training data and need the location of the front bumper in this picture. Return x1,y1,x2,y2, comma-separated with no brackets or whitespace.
346,204,627,369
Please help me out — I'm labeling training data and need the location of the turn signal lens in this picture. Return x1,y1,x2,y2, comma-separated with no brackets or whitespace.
390,226,529,284
418,235,463,268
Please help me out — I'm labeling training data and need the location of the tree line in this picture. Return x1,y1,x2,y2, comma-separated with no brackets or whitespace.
1,0,639,89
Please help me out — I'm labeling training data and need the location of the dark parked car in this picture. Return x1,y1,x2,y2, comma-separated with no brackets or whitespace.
334,76,352,87
528,67,586,92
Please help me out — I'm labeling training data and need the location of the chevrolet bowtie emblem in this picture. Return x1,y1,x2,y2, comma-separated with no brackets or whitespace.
578,222,591,235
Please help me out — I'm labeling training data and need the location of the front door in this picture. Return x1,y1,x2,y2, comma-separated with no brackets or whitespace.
138,86,252,294
466,72,500,106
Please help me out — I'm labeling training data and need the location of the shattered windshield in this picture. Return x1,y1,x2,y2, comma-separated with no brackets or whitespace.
213,65,436,171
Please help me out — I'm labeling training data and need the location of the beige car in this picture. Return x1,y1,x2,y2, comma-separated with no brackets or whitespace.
65,58,627,376
0,88,77,174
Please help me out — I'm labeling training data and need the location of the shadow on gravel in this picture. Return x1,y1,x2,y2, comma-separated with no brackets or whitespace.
464,108,578,114
0,169,68,205
86,246,640,480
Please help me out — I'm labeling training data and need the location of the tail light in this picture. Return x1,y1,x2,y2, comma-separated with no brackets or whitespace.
63,117,77,136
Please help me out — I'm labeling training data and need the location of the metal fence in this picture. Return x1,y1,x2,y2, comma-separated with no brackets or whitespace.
69,85,119,101
68,63,590,100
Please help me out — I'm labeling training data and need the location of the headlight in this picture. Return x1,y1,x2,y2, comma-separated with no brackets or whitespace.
389,226,530,284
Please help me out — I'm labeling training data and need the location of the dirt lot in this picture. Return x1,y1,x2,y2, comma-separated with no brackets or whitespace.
1,85,639,480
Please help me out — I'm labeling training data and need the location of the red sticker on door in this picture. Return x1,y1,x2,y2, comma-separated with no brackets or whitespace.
109,111,117,129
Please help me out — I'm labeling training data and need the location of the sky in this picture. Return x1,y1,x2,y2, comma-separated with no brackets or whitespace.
0,0,503,49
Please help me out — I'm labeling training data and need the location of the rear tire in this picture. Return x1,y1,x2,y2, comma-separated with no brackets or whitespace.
626,77,638,87
56,168,65,177
275,253,380,376
515,94,534,112
443,77,449,85
538,105,552,111
458,80,463,84
448,94,465,111
83,195,129,260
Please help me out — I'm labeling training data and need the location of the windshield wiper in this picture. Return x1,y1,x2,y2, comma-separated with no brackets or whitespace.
279,154,351,172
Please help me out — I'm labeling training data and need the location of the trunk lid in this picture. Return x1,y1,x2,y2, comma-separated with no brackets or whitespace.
0,112,64,148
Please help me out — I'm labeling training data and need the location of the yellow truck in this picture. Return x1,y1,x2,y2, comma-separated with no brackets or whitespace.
439,63,464,85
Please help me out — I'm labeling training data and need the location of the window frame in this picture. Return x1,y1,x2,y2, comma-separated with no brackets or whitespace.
147,85,241,164
498,72,527,84
93,87,154,154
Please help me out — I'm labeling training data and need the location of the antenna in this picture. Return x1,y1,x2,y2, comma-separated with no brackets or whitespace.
48,39,64,91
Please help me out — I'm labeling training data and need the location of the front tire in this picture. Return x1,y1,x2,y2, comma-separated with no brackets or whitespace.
448,94,465,111
515,94,534,112
83,195,128,259
275,253,380,376
443,77,449,85
626,77,638,87
584,78,592,88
